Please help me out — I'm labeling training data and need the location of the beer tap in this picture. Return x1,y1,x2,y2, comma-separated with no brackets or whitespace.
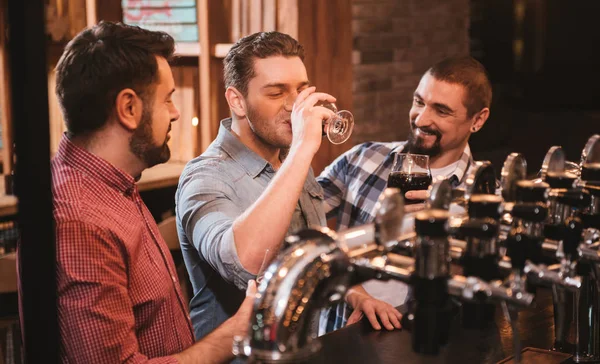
564,134,600,362
234,188,534,361
400,208,534,355
456,194,505,329
406,209,453,355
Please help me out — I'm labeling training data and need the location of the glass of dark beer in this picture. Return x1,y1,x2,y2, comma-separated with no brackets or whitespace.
388,153,432,205
315,101,355,144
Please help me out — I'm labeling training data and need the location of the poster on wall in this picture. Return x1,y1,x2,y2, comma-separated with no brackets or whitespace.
122,0,198,42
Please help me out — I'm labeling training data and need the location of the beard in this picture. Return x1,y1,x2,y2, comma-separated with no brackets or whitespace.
246,100,291,149
129,101,171,168
404,122,442,157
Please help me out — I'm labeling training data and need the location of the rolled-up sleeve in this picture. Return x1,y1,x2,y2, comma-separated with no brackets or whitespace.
177,165,254,290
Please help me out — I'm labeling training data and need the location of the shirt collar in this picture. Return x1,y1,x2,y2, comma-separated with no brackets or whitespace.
216,118,273,178
389,142,473,186
55,134,137,195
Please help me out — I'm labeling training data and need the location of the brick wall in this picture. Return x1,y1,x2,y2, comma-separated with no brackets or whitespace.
351,0,470,143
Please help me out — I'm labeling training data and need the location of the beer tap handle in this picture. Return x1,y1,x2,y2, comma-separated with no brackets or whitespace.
505,231,527,273
523,261,581,291
447,275,534,308
555,189,592,209
563,217,584,261
510,203,549,223
457,219,499,240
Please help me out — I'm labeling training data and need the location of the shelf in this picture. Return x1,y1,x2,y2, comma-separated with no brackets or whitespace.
0,177,16,218
137,161,187,192
173,42,233,58
175,42,201,57
214,43,233,58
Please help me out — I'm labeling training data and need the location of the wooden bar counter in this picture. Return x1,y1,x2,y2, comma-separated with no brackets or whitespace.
279,288,566,364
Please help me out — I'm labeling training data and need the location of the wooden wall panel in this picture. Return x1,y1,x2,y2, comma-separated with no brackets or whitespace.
276,0,298,40
262,0,276,31
297,0,354,174
249,0,262,34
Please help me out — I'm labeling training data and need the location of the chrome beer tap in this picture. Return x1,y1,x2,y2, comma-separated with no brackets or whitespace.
456,194,505,329
234,188,534,362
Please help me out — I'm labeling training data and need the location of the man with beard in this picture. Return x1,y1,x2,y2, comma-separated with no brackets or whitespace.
317,56,492,332
51,22,256,363
175,31,400,340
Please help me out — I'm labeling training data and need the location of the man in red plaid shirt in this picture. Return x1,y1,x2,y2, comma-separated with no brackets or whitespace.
51,21,254,363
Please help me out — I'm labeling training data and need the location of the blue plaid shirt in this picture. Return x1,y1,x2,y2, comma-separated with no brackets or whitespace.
317,141,474,334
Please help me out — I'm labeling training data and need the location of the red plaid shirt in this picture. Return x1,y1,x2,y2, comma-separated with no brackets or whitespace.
52,136,194,363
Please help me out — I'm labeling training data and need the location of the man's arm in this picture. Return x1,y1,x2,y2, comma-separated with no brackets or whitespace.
230,87,337,273
178,143,327,286
57,220,255,364
179,87,337,281
174,281,257,364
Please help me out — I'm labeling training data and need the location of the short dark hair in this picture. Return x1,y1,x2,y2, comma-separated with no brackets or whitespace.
223,31,304,96
55,21,175,137
427,56,492,118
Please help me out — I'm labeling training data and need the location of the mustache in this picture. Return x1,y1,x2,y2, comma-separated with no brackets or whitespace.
411,123,442,138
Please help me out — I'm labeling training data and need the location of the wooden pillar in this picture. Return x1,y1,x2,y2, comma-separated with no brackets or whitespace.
7,0,58,362
197,0,232,153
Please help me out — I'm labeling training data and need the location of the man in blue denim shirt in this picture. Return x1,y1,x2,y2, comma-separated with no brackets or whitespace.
175,32,401,340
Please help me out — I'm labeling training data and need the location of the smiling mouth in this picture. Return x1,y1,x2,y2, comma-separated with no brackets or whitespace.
416,129,435,137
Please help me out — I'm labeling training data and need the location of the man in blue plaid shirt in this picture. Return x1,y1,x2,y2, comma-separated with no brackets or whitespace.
318,56,492,334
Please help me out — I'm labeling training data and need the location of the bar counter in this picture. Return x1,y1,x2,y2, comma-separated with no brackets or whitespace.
282,288,562,364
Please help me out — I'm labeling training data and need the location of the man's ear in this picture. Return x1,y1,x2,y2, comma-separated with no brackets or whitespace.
225,86,247,118
470,107,490,133
115,88,142,131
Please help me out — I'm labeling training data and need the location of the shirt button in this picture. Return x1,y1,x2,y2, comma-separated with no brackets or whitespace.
171,275,177,283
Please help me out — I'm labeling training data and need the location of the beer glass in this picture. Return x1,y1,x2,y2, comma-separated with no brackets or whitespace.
388,153,432,205
315,101,354,144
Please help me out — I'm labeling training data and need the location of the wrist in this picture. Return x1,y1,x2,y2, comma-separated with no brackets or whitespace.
345,288,366,308
287,143,318,162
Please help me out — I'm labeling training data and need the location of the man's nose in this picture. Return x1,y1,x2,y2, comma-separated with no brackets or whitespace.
171,104,180,122
283,91,299,112
413,106,433,128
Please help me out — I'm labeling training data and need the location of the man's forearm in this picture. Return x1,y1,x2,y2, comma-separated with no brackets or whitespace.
233,147,315,273
174,317,238,364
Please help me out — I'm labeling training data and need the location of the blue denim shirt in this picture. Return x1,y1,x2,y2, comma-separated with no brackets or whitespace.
175,118,326,340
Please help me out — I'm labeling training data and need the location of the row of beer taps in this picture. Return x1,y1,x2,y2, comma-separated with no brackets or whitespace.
233,134,600,363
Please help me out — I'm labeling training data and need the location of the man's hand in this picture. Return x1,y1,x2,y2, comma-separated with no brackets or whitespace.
174,280,258,364
232,280,257,337
345,288,402,331
289,86,336,156
404,189,428,213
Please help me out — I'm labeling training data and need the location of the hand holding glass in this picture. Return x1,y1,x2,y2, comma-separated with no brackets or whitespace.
387,153,432,205
314,101,354,144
